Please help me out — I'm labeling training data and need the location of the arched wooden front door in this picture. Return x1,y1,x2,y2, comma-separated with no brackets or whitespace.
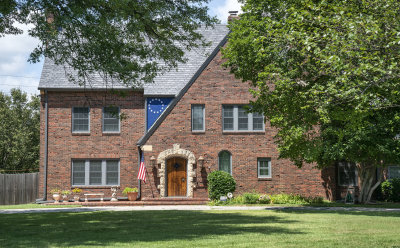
167,157,187,196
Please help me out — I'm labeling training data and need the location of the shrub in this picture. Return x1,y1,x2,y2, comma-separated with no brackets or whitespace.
258,194,271,204
270,193,323,204
207,171,236,200
242,192,260,204
381,179,400,202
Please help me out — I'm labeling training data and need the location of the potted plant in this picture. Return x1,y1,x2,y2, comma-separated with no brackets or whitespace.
72,188,82,202
50,188,61,203
61,190,71,202
122,187,138,201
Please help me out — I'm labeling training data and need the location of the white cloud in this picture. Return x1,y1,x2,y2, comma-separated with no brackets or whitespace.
211,0,243,23
0,23,42,95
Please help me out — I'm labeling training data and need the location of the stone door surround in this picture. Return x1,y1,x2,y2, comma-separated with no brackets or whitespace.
157,144,196,197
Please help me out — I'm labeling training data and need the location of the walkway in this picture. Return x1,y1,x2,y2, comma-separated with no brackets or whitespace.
1,205,400,214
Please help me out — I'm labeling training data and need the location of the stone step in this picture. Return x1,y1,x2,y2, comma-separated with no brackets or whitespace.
142,197,209,202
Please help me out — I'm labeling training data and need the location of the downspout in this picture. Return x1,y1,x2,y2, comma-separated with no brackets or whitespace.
137,146,142,199
43,90,49,201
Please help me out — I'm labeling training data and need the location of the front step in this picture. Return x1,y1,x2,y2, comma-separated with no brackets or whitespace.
142,197,209,202
47,198,209,206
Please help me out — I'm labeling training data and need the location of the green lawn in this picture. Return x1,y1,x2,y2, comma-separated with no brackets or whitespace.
1,210,399,247
0,204,81,209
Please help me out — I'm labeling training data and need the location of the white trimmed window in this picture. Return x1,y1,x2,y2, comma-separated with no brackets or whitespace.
258,158,271,178
222,105,264,132
72,160,120,186
218,151,232,174
388,166,400,179
72,107,90,132
192,104,205,132
103,107,120,132
338,162,358,186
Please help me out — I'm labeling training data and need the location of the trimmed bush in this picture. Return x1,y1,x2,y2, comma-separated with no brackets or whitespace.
381,179,400,202
207,171,236,200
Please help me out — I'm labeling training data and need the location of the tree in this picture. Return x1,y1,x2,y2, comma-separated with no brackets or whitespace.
223,0,400,203
0,89,40,173
0,0,218,87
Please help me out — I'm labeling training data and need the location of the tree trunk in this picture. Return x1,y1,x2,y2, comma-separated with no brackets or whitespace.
356,164,384,203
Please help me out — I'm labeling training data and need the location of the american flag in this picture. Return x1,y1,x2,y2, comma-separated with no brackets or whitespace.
137,154,146,182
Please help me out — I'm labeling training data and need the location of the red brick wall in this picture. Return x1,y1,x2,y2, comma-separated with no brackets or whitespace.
142,51,336,200
39,91,144,199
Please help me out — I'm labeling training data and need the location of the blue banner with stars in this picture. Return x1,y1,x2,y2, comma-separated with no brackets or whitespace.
146,97,173,130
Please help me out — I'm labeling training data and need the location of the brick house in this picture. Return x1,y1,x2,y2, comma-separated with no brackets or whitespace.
38,20,360,202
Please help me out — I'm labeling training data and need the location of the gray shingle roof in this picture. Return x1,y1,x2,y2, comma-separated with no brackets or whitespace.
38,24,229,96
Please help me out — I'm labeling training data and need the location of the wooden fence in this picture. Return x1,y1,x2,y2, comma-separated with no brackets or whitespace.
0,173,39,205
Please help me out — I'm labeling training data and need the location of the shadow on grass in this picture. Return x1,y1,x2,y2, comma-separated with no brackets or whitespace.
0,211,301,247
271,208,400,218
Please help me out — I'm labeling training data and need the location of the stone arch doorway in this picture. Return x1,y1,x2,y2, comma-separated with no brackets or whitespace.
157,144,196,197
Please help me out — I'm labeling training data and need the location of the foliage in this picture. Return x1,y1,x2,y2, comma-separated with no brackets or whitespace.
381,179,400,202
50,188,61,194
207,171,236,200
0,89,40,173
0,0,218,88
72,188,82,194
270,194,323,205
223,0,400,203
210,193,322,205
61,190,71,195
122,187,138,195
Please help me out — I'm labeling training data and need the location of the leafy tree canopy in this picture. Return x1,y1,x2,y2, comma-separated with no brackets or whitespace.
0,89,40,173
0,0,218,87
223,0,400,202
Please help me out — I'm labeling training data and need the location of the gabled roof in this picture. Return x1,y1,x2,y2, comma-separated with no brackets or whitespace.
38,24,230,97
137,31,229,146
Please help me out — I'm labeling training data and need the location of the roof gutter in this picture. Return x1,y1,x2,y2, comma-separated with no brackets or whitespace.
38,90,49,202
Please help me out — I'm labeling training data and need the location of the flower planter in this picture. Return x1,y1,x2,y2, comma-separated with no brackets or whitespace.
73,195,80,202
127,192,138,201
53,193,61,203
62,194,69,202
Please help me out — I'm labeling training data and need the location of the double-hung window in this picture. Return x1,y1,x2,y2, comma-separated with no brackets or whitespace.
338,162,358,186
222,105,264,132
258,158,271,178
72,160,120,186
103,107,120,132
192,105,205,132
72,107,90,132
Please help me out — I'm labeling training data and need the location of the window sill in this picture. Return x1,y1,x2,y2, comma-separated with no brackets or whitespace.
72,132,90,136
192,131,205,134
71,185,120,189
223,131,265,135
102,132,121,136
258,177,272,181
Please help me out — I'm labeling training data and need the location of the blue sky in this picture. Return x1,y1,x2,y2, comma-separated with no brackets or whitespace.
0,0,241,96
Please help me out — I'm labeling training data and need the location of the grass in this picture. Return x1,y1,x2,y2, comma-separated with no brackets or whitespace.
0,203,81,209
0,210,400,247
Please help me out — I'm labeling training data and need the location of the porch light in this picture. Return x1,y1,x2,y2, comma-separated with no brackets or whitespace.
198,156,205,168
150,156,156,167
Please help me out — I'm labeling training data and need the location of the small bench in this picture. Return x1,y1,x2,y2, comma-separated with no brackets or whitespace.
84,193,104,202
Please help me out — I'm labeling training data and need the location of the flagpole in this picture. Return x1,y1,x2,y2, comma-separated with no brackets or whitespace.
137,147,142,200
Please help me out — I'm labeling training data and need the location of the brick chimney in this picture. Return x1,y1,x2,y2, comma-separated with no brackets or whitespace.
228,11,239,22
